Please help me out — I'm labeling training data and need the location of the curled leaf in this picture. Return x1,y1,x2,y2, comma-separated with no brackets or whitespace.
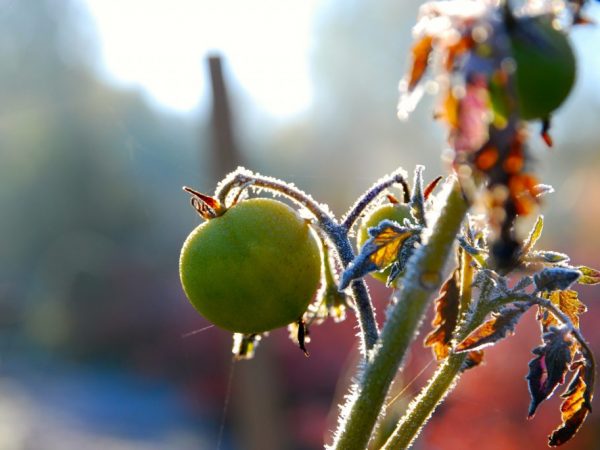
534,268,581,292
522,215,544,255
423,176,443,201
548,363,594,446
526,251,570,264
339,220,419,289
577,265,600,285
455,302,531,352
527,327,575,418
407,35,434,91
461,350,485,372
424,269,461,360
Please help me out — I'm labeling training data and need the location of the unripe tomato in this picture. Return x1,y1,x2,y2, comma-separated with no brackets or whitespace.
510,16,576,120
356,203,412,283
179,198,322,334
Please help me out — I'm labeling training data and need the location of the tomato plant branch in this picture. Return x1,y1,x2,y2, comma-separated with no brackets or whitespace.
380,289,595,449
381,264,487,450
531,296,596,365
341,168,409,231
215,167,380,353
330,178,469,450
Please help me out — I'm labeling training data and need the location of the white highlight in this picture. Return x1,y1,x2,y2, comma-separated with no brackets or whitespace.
84,0,318,116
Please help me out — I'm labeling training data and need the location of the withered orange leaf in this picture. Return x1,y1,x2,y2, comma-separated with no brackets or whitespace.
455,302,531,352
548,363,594,446
527,327,575,418
424,269,461,360
540,290,586,331
461,350,485,372
339,221,419,289
408,35,434,91
577,265,600,285
369,227,415,269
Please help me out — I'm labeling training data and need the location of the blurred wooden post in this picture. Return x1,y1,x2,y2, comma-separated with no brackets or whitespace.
206,54,287,450
207,54,243,176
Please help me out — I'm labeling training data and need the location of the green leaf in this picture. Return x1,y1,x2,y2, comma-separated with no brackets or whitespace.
526,250,570,264
522,215,544,255
577,265,600,285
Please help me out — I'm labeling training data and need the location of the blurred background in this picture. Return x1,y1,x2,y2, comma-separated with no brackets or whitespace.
1,0,600,449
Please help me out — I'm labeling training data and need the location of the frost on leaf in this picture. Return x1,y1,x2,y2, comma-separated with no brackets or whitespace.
526,251,570,264
339,220,419,289
455,302,531,352
534,268,581,292
410,165,426,226
527,327,574,418
424,269,461,360
522,215,544,256
548,362,594,446
577,265,600,285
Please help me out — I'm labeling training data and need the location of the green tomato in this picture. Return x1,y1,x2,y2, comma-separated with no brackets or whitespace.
356,203,412,284
179,198,322,334
510,16,576,120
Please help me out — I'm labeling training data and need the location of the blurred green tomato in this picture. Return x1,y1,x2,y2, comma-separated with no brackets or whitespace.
510,16,576,120
179,198,322,334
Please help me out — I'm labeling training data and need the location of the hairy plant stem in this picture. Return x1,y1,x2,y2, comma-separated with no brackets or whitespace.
214,167,407,355
331,178,469,450
381,251,481,450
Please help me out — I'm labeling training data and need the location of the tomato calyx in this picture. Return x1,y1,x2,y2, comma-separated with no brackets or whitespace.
183,186,225,219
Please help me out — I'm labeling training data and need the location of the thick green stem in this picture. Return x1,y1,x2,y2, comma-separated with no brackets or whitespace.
381,251,481,450
330,179,469,450
381,352,467,449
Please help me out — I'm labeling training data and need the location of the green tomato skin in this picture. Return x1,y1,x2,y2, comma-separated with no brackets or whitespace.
357,204,412,284
179,198,321,334
511,17,576,120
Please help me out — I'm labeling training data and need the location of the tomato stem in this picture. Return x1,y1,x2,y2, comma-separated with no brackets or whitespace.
330,178,469,450
341,168,409,232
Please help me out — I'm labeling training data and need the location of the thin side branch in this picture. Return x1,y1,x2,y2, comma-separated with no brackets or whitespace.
341,168,409,231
